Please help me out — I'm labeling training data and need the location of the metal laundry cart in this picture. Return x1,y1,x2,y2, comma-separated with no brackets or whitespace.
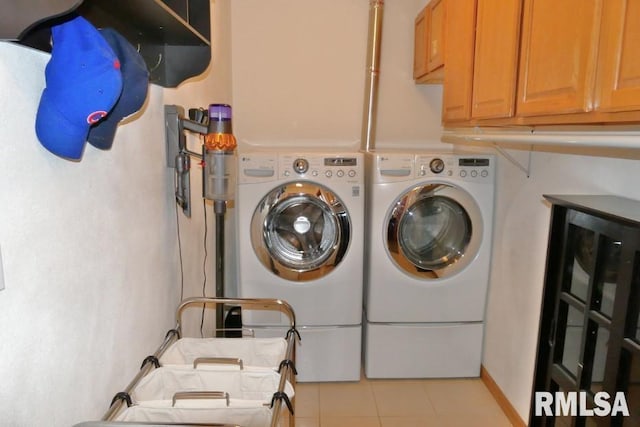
75,297,298,427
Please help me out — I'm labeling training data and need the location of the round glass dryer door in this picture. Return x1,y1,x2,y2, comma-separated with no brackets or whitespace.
386,183,483,280
251,182,351,282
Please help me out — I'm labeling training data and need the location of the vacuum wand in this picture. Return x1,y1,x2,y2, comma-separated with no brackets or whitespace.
201,104,237,336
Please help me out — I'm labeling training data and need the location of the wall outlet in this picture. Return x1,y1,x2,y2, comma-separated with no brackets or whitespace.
0,245,4,291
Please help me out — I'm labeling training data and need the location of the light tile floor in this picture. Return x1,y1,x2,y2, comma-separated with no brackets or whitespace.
292,373,514,427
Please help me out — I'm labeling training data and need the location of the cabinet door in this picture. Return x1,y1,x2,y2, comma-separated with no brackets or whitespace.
413,6,429,80
595,0,640,112
516,0,602,117
471,0,522,119
426,0,445,73
442,0,476,122
415,1,445,83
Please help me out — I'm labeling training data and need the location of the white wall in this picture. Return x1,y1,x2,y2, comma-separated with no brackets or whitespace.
0,1,231,425
481,143,640,421
375,0,444,148
230,0,443,149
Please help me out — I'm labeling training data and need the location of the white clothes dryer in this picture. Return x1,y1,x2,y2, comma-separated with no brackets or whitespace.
363,150,495,378
236,149,364,382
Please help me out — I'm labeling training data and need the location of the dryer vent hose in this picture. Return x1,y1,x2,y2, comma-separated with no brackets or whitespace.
361,0,384,153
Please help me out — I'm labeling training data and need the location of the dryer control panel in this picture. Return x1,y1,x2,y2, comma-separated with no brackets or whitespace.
416,155,493,183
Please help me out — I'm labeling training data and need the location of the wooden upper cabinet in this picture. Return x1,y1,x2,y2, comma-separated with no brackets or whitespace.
441,0,521,123
471,0,522,120
516,0,602,116
438,0,640,126
442,0,476,122
595,0,640,112
414,0,445,83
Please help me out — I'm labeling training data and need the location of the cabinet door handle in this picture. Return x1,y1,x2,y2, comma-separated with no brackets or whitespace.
577,362,584,382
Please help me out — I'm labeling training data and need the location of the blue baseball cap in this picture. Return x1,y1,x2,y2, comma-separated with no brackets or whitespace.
88,28,149,150
35,16,123,160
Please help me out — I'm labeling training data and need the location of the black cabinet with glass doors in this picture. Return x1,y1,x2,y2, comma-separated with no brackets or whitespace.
531,195,640,427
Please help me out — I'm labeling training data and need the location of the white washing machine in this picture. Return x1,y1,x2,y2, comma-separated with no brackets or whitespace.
236,149,364,382
363,150,495,378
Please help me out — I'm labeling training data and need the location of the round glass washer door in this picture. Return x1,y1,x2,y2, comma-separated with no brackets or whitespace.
386,183,483,280
251,181,351,282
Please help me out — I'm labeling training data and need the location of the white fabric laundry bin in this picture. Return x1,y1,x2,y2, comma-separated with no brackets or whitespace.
159,337,288,369
114,366,294,426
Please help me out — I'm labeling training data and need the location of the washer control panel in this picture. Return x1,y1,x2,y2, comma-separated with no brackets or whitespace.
416,155,493,182
279,153,361,182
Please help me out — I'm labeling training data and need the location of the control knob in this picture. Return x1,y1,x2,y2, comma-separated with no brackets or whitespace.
293,158,309,174
429,158,445,174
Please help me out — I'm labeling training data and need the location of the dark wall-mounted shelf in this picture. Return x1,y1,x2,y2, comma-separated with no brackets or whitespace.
2,1,82,40
5,0,211,88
